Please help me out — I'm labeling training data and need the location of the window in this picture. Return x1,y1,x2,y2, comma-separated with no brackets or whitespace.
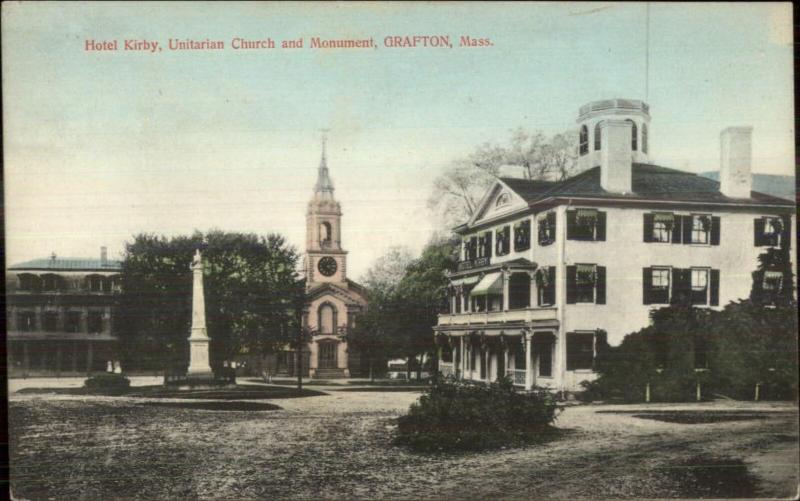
579,125,588,155
754,217,784,247
626,119,637,151
318,303,337,334
691,215,710,244
88,275,106,292
463,237,478,260
642,267,671,304
566,264,606,304
17,312,36,332
643,213,675,243
41,274,63,292
495,192,511,208
88,311,104,333
691,268,709,305
536,267,556,306
513,341,526,370
477,232,492,259
566,209,606,241
533,335,554,377
495,226,511,256
508,273,531,310
43,312,59,332
538,212,556,246
642,123,648,154
566,332,595,371
594,122,602,151
66,311,82,333
513,220,531,252
762,270,783,291
18,274,40,291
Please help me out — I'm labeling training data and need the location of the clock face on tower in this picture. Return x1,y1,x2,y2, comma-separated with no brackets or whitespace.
317,256,338,277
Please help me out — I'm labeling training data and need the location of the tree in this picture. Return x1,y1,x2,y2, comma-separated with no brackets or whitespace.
348,246,414,380
394,235,459,379
428,128,579,229
118,230,303,372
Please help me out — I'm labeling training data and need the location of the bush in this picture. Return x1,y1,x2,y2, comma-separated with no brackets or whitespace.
83,374,131,395
395,376,560,452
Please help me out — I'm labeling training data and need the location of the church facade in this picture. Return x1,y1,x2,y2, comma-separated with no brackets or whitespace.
301,143,368,378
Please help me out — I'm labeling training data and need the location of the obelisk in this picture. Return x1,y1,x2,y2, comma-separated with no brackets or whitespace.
187,249,212,375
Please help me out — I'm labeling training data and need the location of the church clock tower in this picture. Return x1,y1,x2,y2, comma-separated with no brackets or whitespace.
306,138,347,287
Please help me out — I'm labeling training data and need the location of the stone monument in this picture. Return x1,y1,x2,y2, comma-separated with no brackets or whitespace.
187,249,212,376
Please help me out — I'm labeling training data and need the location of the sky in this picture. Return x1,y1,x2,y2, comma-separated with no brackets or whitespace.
2,2,794,280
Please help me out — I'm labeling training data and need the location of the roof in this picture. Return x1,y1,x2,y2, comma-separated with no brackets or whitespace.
9,257,122,271
498,163,794,207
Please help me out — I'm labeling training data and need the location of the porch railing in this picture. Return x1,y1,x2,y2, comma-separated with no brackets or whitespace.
439,363,455,377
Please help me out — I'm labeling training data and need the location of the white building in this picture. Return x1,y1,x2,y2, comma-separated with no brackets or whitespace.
434,98,795,393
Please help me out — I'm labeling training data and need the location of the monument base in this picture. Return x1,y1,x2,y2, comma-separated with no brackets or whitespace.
163,371,236,390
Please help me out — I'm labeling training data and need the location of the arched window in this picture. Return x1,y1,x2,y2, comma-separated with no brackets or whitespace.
318,303,337,335
41,273,64,292
594,122,602,151
626,119,638,151
319,222,332,246
579,125,588,155
642,123,648,154
86,274,107,292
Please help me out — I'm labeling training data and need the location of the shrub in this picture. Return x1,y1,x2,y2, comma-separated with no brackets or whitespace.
83,374,131,395
395,376,560,452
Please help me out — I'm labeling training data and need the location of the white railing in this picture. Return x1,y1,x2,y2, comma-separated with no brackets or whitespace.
507,369,526,386
437,307,557,327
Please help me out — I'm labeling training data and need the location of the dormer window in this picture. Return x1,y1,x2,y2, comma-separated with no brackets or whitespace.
579,125,589,156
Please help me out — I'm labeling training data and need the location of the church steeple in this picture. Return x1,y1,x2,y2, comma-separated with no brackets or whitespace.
306,134,346,285
314,135,335,194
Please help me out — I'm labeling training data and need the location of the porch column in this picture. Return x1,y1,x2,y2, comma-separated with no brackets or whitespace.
502,270,510,311
72,342,78,373
524,333,533,390
86,341,93,374
23,342,30,377
460,336,465,377
503,346,509,380
529,271,537,307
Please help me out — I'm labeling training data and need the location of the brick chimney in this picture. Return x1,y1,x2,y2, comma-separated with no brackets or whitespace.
719,126,753,198
100,246,108,265
599,119,633,193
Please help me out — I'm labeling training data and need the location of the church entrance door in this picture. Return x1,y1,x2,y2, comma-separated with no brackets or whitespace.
318,340,338,369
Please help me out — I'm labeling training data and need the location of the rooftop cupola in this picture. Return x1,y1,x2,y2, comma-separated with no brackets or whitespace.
577,98,651,193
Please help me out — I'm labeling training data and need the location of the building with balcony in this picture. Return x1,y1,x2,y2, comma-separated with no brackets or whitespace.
6,248,122,377
435,98,795,393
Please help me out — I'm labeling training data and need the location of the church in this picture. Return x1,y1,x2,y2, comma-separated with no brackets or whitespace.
299,141,369,378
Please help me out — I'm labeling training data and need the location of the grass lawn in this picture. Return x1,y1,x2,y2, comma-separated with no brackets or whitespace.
9,391,799,499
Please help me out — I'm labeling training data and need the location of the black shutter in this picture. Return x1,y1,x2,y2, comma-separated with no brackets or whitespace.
566,210,577,240
643,214,654,243
710,269,720,306
780,215,791,249
682,215,693,244
595,266,606,304
596,212,607,241
643,267,652,304
545,267,556,305
754,218,765,246
672,216,683,244
566,265,577,304
710,216,721,245
547,212,556,243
